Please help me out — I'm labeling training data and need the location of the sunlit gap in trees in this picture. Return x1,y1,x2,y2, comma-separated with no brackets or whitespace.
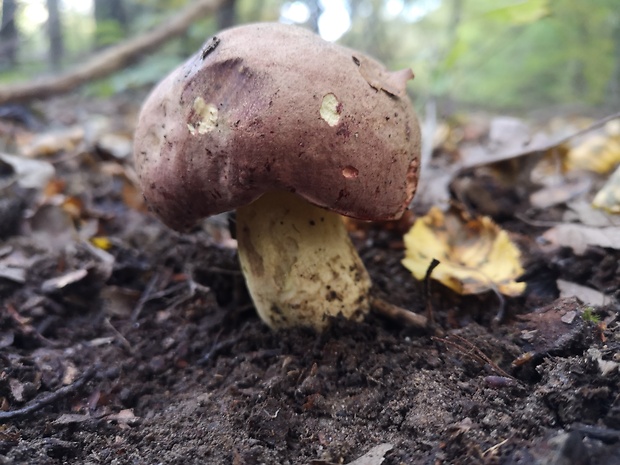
279,0,441,42
19,0,92,31
16,0,441,43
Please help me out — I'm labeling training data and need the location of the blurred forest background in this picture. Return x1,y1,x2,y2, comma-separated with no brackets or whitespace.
0,0,619,113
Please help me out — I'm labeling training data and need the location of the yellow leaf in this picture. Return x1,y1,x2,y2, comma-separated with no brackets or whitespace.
566,121,620,174
592,164,620,213
91,236,112,250
402,207,525,296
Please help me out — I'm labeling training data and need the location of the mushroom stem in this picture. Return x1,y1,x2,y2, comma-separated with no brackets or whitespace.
236,191,372,329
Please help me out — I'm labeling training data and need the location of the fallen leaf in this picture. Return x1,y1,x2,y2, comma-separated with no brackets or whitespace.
19,126,84,157
53,414,93,425
9,378,26,402
592,164,620,213
542,224,620,255
62,363,79,385
487,116,532,151
564,200,620,227
0,265,26,283
104,409,139,424
91,236,112,250
565,120,620,174
402,207,525,296
0,152,55,189
588,348,619,376
556,279,615,307
96,132,132,159
29,203,76,251
529,177,591,210
346,443,393,465
41,269,89,293
100,286,140,318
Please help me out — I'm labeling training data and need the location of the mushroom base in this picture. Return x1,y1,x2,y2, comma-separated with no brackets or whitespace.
236,191,372,330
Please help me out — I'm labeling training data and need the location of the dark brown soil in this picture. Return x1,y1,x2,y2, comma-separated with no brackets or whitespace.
1,96,619,465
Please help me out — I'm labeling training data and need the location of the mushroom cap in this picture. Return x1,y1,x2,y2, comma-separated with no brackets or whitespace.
134,23,420,231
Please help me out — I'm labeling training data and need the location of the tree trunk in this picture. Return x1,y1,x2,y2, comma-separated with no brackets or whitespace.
608,16,620,108
94,0,128,49
305,0,322,34
0,0,18,67
0,0,224,104
47,0,64,71
217,0,236,30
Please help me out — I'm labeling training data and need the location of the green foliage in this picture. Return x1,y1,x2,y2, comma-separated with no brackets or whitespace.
425,0,618,108
0,63,46,85
95,19,126,47
0,0,618,112
85,47,186,97
582,307,601,324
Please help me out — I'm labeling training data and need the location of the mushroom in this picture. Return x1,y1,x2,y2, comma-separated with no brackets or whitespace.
134,23,421,330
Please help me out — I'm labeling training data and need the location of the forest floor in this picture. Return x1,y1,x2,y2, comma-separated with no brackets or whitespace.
1,94,619,465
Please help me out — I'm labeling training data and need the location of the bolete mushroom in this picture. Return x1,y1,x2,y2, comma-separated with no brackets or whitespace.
134,23,421,330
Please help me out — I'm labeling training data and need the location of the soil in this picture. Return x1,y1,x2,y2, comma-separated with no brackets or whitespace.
1,95,619,465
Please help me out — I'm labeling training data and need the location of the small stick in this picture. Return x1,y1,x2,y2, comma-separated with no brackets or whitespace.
103,318,133,353
482,438,510,457
0,365,97,423
371,296,444,335
424,259,440,325
131,272,161,321
199,333,240,365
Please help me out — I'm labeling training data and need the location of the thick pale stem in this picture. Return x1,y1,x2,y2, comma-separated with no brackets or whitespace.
236,191,372,329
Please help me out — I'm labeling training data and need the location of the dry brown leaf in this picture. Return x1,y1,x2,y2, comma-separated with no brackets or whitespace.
96,132,132,159
529,177,591,210
0,152,55,189
542,224,620,255
556,279,615,307
564,200,620,227
402,207,525,296
19,126,84,158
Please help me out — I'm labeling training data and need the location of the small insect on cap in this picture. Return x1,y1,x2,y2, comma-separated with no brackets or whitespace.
134,23,421,230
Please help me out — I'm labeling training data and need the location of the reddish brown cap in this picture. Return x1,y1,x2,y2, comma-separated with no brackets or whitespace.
134,23,420,230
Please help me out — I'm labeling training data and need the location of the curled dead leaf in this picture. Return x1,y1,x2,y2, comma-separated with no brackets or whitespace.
402,207,525,296
0,152,55,189
542,223,620,255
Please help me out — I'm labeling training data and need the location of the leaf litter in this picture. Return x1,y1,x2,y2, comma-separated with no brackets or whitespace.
402,206,525,296
0,95,619,464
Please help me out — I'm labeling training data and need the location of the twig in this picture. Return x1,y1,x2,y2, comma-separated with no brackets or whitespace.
424,258,440,324
199,333,239,365
103,318,133,353
163,279,211,312
482,438,510,457
131,272,161,321
455,111,620,173
514,212,563,228
434,334,514,380
554,111,620,146
371,296,443,335
145,281,188,301
0,0,224,104
0,365,98,423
